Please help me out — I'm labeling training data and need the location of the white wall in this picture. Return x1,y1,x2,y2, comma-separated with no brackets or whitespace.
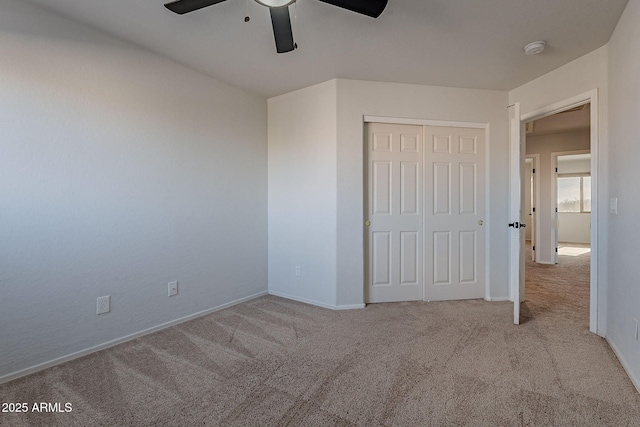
606,0,640,391
0,0,267,381
558,213,590,243
509,47,608,334
558,158,591,174
526,131,590,258
268,79,509,307
267,81,338,308
336,80,510,304
509,46,609,117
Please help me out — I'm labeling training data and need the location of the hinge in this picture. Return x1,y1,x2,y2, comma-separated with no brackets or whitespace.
532,168,535,173
533,207,536,213
555,167,558,173
556,207,558,213
555,247,558,252
533,246,535,251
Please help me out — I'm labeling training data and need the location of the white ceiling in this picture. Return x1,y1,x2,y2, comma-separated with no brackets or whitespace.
25,0,629,98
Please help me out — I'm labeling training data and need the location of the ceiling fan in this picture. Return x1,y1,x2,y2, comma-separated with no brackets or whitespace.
164,0,388,54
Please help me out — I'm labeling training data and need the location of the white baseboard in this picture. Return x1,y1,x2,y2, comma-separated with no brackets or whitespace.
334,303,366,310
484,296,510,302
606,338,640,394
268,291,364,311
0,291,268,385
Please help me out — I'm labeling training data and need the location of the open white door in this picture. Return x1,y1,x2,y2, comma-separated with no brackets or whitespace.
508,103,525,324
553,155,559,264
519,120,526,305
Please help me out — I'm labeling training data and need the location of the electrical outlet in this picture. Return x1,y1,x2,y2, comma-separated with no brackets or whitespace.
168,281,178,297
96,296,110,315
295,266,301,277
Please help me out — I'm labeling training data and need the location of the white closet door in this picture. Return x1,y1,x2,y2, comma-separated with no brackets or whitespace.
423,125,486,302
366,123,423,303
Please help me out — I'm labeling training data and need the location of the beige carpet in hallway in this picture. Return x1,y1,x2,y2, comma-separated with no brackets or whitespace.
523,242,591,325
1,248,639,426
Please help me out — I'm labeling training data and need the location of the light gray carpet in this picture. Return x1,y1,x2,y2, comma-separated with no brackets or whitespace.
1,250,639,426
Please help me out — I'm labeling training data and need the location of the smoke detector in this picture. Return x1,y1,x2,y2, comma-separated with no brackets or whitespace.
524,41,546,55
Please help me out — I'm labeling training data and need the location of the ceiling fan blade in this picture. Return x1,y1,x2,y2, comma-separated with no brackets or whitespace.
269,6,296,54
164,0,228,15
317,0,388,18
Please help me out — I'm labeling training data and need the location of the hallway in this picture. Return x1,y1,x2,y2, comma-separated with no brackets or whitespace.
523,242,590,326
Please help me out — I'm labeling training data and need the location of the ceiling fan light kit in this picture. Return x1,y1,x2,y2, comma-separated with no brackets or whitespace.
164,0,388,53
254,0,295,6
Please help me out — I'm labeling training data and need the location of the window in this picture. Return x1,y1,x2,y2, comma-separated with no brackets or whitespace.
558,174,591,213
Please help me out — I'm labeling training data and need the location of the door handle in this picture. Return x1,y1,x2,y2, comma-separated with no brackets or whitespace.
365,220,371,227
520,223,526,228
508,222,520,228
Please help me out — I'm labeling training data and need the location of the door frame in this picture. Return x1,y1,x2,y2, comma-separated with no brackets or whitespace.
363,115,490,301
525,154,540,262
515,89,600,334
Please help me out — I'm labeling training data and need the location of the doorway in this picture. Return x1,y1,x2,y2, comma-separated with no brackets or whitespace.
516,91,599,333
